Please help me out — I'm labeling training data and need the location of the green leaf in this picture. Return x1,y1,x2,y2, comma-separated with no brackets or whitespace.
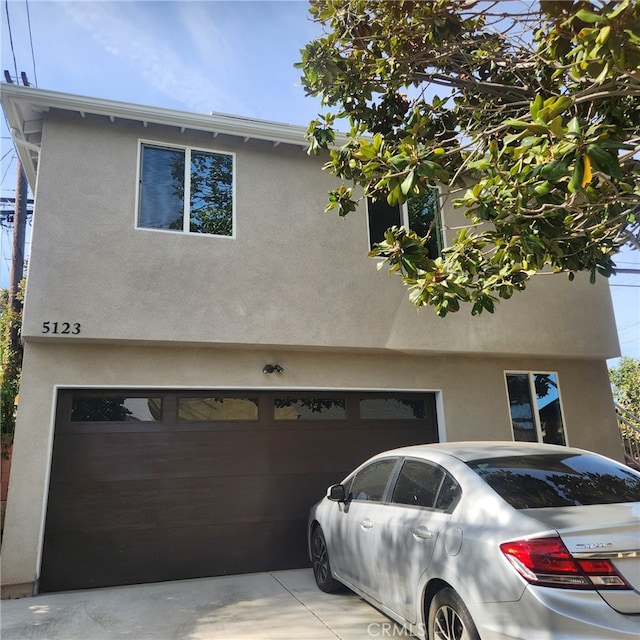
533,181,553,196
596,25,611,44
567,117,582,137
569,158,584,193
505,119,534,129
546,96,572,119
387,184,402,207
468,158,492,171
389,155,409,170
548,115,565,138
401,170,415,195
576,8,605,24
586,143,622,178
530,94,544,119
505,119,549,134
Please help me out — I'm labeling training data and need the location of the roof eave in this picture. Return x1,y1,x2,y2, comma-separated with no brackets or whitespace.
1,84,338,188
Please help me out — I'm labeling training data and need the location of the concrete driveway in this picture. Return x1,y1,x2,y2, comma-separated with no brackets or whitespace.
1,569,414,640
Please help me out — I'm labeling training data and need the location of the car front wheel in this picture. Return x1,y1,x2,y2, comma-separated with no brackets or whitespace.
310,526,340,593
428,587,480,640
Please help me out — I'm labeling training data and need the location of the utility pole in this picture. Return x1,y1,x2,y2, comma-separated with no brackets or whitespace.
0,71,29,430
8,166,27,315
5,72,29,315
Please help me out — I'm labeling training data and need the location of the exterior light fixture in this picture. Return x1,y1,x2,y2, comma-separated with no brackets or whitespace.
262,364,284,374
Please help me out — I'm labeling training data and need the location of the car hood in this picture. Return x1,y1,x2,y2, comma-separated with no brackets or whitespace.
522,502,640,614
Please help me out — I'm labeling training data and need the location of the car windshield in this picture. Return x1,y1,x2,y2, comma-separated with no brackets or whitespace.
468,453,640,509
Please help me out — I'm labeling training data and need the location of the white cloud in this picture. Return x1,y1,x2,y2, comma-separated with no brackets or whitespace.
58,0,245,114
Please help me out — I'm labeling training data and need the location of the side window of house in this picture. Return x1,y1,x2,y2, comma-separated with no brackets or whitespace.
506,372,567,445
138,143,234,236
367,187,443,258
348,458,397,502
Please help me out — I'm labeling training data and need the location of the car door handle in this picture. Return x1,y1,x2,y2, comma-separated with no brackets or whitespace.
412,526,433,540
360,518,374,530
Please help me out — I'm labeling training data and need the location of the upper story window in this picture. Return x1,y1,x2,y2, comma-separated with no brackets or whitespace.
505,372,567,445
367,187,443,257
138,142,234,236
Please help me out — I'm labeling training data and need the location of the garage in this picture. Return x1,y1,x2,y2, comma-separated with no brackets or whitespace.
40,389,438,592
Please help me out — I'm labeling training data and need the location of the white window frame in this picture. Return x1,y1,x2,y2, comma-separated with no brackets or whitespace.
135,140,236,238
366,185,446,251
504,371,568,445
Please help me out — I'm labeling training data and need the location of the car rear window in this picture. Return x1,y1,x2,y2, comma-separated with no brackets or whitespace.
467,453,640,509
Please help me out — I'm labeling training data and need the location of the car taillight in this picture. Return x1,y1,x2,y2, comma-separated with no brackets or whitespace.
500,536,630,589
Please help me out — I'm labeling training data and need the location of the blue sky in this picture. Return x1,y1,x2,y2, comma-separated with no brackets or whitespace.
1,0,638,361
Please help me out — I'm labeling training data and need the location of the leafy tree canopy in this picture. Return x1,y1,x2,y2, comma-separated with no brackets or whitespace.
1,284,24,453
610,356,640,415
297,0,640,315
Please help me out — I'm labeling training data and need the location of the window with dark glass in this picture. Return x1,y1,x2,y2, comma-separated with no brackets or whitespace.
434,473,461,511
360,398,427,420
469,453,640,509
390,459,460,510
392,460,443,508
178,397,258,421
71,397,161,422
506,373,566,445
348,459,397,502
273,397,346,420
138,143,233,236
367,198,402,248
367,187,443,257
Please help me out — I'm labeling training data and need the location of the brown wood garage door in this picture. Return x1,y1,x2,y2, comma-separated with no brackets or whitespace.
40,389,438,592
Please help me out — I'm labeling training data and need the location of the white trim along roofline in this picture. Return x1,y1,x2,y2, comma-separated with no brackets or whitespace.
1,83,342,189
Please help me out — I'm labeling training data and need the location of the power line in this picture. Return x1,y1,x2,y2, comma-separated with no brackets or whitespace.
0,154,16,187
24,0,38,87
4,0,18,80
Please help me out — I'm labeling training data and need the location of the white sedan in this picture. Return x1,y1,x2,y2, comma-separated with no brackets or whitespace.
308,442,640,640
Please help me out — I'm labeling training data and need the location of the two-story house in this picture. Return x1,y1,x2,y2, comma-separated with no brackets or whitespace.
0,84,622,597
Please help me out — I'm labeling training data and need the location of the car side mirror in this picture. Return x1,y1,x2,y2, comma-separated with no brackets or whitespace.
328,484,347,502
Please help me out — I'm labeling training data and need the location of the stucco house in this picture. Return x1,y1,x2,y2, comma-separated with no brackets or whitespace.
0,84,622,597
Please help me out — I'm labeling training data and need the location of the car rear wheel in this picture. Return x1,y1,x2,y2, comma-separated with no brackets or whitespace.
311,526,340,593
429,587,480,640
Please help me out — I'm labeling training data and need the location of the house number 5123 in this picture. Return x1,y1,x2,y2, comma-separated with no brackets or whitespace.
42,322,81,335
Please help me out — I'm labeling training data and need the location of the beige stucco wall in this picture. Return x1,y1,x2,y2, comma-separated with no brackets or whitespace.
20,112,619,359
1,107,623,597
1,341,622,595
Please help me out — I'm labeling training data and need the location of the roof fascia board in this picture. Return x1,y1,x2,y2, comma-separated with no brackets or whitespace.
1,83,317,147
1,88,39,186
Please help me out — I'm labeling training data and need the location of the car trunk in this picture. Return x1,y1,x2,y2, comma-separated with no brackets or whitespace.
522,503,640,614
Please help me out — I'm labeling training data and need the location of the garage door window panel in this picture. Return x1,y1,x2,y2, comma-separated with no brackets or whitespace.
360,398,428,420
273,397,346,421
71,396,162,422
178,397,259,421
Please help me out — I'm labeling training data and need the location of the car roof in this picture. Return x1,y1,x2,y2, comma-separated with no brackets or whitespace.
374,441,590,463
